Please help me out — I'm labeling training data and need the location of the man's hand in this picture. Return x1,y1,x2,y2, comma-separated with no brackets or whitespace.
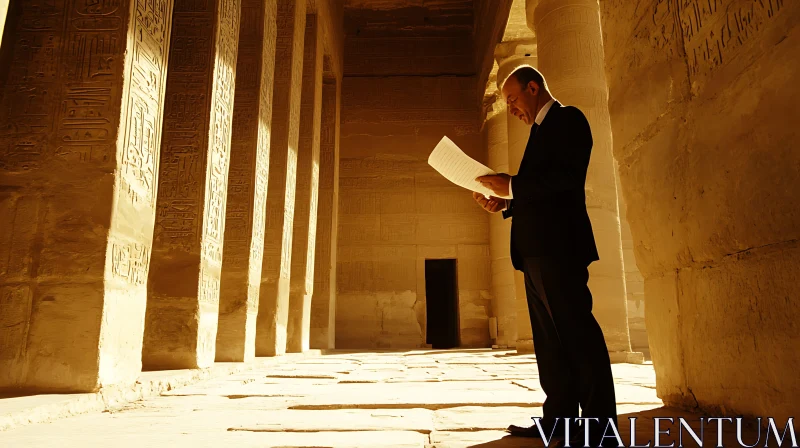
473,192,506,213
477,174,511,197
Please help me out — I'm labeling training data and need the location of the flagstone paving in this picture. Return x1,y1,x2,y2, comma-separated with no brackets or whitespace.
0,350,770,447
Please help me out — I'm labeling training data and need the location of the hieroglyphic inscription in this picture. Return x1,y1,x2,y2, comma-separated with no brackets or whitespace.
155,0,214,248
55,0,127,167
121,0,174,207
677,0,786,86
198,267,221,304
220,0,272,275
264,0,305,282
200,0,240,267
111,241,150,285
0,0,63,172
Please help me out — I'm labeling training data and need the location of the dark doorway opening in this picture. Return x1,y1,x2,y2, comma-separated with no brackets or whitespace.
425,259,460,349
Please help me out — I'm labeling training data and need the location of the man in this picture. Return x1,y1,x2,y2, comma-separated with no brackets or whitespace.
475,66,618,448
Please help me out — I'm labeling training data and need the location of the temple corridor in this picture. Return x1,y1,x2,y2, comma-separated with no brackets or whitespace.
1,0,798,444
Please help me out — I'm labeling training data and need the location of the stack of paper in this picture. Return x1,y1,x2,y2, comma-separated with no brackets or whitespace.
427,136,511,199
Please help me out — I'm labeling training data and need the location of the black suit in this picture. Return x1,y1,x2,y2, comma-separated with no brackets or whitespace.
503,102,617,445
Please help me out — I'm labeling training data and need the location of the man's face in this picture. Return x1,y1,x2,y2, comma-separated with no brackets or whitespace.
501,77,539,125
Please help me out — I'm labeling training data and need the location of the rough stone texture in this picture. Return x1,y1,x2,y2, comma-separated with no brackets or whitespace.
338,76,491,349
616,166,649,356
257,0,307,357
216,0,278,363
484,105,518,348
532,0,635,357
288,16,324,354
473,0,515,104
601,0,800,420
480,1,537,353
145,0,241,370
310,79,341,350
343,1,474,77
497,51,539,354
0,0,174,391
2,350,760,448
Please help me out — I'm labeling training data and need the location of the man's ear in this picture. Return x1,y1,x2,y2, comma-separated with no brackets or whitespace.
527,81,539,95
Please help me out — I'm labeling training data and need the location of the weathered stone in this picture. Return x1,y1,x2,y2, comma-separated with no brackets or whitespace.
216,0,278,363
485,103,518,349
287,15,324,354
504,63,536,353
144,0,241,370
600,0,799,420
532,0,637,358
0,0,174,391
337,73,490,349
309,78,341,350
257,0,307,356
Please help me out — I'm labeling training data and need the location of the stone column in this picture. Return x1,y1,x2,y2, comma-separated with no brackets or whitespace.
507,106,535,353
287,16,323,353
531,0,642,363
310,78,340,350
144,0,241,370
215,0,277,362
485,102,518,348
496,47,537,353
257,0,306,356
0,0,173,391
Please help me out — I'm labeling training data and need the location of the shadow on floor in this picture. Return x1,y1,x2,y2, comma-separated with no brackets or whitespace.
462,407,779,448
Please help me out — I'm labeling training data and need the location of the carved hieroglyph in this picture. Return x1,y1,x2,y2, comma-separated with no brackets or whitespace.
215,0,278,363
310,78,340,350
533,0,636,359
287,16,324,353
257,0,307,356
145,0,241,369
0,0,173,390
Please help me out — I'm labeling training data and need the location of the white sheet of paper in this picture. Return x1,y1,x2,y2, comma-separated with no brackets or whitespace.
427,136,511,199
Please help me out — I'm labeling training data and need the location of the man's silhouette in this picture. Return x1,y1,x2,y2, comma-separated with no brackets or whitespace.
475,66,618,448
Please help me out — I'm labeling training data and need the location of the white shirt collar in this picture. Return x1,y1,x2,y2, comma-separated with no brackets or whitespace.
534,98,556,125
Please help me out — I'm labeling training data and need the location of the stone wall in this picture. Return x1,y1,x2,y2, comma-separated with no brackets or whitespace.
601,0,800,420
338,76,491,349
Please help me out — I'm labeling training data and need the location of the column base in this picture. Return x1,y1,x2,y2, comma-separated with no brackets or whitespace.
255,277,291,357
609,351,645,364
515,339,535,353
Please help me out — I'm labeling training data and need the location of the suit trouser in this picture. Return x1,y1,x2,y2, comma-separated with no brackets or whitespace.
522,257,618,444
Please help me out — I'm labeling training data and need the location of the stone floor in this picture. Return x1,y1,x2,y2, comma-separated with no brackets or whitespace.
0,349,770,447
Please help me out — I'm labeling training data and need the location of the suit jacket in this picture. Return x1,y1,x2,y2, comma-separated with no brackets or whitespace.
502,101,599,270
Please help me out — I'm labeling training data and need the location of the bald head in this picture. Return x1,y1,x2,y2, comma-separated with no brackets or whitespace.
501,66,552,125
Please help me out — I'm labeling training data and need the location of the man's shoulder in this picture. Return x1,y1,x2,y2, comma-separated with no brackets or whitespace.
550,104,590,129
552,103,585,119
